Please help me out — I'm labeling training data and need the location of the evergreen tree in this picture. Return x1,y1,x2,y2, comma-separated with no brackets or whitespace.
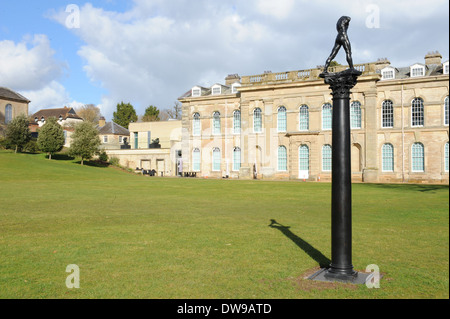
69,121,101,165
37,117,65,160
142,105,160,122
5,114,31,153
113,102,138,129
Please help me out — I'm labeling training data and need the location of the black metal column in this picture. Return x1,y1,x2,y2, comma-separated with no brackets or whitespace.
328,92,356,278
321,69,361,282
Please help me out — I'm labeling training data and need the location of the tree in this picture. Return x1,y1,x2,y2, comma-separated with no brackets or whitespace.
69,121,101,165
5,114,31,153
166,102,182,120
37,117,65,160
142,105,160,122
76,104,102,124
113,102,138,129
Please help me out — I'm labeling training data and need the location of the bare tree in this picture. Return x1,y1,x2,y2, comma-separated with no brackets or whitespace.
76,104,102,124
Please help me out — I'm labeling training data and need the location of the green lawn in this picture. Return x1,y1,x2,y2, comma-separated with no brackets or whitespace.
0,150,448,299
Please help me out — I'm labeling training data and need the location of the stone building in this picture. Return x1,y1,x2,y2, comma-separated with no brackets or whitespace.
0,87,30,127
97,117,130,150
178,52,449,184
30,107,84,148
105,120,182,177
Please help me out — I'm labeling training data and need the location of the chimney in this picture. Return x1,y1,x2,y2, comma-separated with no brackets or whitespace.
225,74,241,86
375,58,391,71
425,51,442,66
99,117,106,127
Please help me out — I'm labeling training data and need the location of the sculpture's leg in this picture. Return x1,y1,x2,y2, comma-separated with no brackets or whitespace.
324,44,341,72
343,40,354,69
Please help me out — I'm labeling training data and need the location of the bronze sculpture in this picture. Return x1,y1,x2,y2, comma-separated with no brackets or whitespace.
322,16,355,74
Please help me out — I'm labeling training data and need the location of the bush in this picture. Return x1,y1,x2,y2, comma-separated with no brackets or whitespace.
98,151,108,162
109,156,120,167
23,139,40,154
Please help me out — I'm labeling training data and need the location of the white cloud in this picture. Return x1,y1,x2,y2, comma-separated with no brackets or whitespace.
46,0,448,120
0,34,65,91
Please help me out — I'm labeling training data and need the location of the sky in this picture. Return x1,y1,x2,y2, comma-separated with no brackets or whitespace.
0,0,448,120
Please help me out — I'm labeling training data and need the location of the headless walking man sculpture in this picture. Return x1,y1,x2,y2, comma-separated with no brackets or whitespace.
322,16,355,74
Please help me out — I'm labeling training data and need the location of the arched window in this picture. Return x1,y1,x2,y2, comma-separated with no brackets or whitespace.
382,100,394,128
278,146,287,171
5,104,12,124
299,105,309,131
322,145,332,172
277,106,287,132
350,101,362,129
444,142,449,173
233,110,241,134
213,112,221,135
253,108,262,133
411,98,424,127
212,148,221,171
299,145,310,172
445,96,449,126
193,113,201,136
193,148,201,172
412,143,425,172
322,103,332,130
382,144,394,172
233,147,241,171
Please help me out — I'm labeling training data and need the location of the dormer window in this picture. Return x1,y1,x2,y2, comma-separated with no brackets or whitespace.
381,67,395,80
443,61,449,75
192,87,201,97
410,64,425,77
211,85,221,95
41,117,45,123
231,82,241,94
59,115,63,122
35,117,38,123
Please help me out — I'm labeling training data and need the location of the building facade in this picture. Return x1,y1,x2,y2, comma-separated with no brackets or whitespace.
0,87,30,128
97,117,130,150
179,52,449,184
105,120,182,177
30,107,84,148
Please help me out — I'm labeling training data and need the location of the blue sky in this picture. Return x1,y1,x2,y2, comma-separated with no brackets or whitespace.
1,0,448,120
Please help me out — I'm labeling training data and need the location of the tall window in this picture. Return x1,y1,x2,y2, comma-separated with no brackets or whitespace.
278,146,287,171
382,144,394,172
233,147,241,171
322,103,332,130
277,106,287,132
299,105,309,131
193,148,201,172
233,110,241,134
445,96,449,126
412,143,425,172
212,148,221,171
5,104,12,124
299,145,310,172
322,145,332,172
253,108,262,133
350,101,362,129
382,100,394,128
213,112,221,135
411,98,424,127
134,132,138,149
445,142,449,173
193,113,201,136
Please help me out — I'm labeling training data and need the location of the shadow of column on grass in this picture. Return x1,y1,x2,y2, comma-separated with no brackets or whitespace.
269,219,331,268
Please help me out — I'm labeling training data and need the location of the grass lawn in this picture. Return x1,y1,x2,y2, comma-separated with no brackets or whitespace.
0,150,448,299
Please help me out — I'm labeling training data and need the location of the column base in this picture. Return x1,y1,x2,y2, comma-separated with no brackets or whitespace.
308,268,373,285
